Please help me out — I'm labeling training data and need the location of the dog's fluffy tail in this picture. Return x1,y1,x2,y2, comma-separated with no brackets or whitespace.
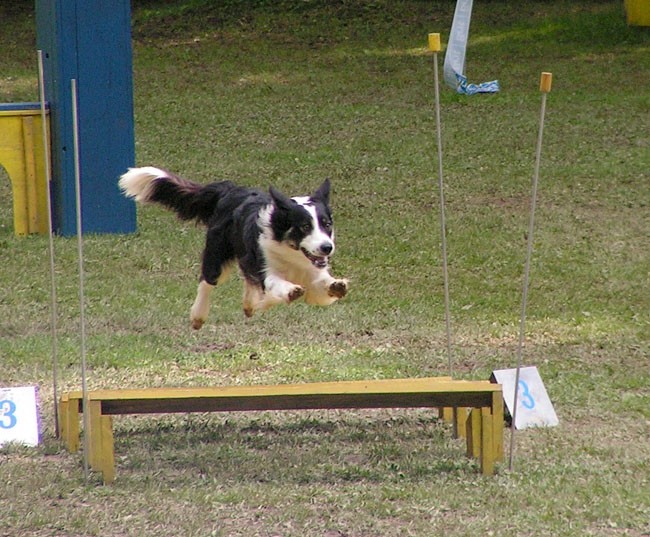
119,166,233,225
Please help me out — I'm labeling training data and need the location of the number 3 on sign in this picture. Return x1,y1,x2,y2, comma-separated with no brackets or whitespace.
518,380,535,410
0,399,18,429
491,366,559,429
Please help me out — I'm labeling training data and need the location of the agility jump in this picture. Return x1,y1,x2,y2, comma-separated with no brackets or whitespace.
59,378,504,484
45,28,552,484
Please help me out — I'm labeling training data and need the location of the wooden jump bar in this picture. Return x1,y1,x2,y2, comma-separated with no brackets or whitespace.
59,377,504,484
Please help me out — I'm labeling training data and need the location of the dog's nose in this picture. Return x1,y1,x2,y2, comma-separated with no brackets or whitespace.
320,242,333,255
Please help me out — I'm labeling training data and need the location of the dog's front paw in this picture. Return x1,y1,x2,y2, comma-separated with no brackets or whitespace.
328,279,348,299
288,285,305,303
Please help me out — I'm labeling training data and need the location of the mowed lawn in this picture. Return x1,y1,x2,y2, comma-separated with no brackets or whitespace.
1,1,649,536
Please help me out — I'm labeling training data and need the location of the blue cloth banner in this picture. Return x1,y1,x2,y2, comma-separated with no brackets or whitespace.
455,74,500,95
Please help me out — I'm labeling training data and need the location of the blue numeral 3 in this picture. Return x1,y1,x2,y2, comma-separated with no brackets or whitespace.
0,400,18,429
518,380,535,410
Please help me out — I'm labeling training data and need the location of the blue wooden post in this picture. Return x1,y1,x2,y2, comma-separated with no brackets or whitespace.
35,0,137,235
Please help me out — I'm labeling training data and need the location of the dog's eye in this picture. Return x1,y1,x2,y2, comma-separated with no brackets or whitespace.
320,219,332,232
300,223,312,233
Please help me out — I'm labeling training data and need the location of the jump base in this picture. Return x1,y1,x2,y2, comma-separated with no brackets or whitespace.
59,377,504,484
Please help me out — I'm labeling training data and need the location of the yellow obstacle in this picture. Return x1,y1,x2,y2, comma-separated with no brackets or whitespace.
0,104,50,235
59,377,504,484
625,0,650,26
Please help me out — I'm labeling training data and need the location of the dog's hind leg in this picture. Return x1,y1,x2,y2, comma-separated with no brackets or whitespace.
190,264,233,329
191,230,235,329
242,279,264,318
190,280,214,330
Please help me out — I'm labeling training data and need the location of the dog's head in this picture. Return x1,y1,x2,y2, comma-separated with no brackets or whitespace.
269,179,335,269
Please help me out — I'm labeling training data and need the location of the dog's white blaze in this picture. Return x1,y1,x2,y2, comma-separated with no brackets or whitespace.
119,166,165,202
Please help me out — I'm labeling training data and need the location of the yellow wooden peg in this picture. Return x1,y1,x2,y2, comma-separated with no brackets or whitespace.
100,415,115,484
466,408,482,459
455,407,469,439
540,72,553,93
480,407,495,475
428,33,441,52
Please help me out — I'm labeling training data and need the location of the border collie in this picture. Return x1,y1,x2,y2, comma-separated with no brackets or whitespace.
119,167,348,329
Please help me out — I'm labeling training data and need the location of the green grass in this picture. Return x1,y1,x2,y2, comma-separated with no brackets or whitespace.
1,1,649,535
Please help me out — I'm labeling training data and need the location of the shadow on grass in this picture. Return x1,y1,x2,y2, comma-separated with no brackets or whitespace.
112,410,479,484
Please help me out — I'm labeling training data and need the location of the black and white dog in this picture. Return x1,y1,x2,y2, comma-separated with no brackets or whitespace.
119,167,348,329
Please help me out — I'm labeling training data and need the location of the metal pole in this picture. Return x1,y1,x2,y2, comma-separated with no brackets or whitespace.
71,79,90,480
429,33,454,377
509,72,553,471
37,50,61,438
430,33,459,438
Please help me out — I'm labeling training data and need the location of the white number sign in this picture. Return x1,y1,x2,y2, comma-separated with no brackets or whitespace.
0,386,40,447
491,366,559,430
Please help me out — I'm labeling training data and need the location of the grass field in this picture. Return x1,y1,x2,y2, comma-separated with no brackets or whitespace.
1,0,649,535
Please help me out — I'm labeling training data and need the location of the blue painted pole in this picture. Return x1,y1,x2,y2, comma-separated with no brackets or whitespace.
35,0,137,235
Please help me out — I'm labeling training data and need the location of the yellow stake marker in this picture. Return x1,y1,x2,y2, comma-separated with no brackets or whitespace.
428,32,441,52
540,72,553,93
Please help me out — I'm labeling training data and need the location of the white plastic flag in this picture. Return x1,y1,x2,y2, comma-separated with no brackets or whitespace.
444,0,500,94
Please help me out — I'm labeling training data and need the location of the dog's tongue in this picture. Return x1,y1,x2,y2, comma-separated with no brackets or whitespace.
301,247,328,268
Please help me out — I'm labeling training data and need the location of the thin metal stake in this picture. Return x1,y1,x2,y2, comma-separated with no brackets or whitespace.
429,33,453,377
71,79,90,480
37,50,60,438
430,33,458,437
509,72,553,471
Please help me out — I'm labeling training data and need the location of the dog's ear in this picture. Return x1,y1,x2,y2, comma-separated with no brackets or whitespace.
312,178,331,204
269,186,295,211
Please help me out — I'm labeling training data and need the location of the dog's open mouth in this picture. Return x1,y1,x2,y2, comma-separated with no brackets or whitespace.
301,248,328,269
